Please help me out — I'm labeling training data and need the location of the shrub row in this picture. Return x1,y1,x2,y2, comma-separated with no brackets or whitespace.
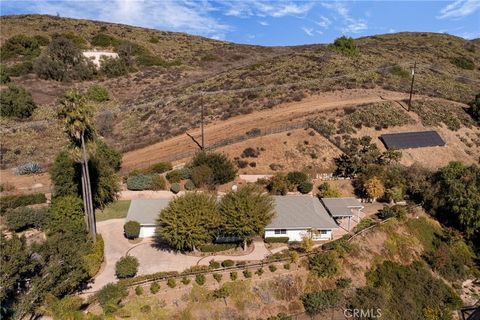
0,193,47,214
265,237,290,244
5,207,47,231
126,174,166,191
198,243,238,252
84,235,105,278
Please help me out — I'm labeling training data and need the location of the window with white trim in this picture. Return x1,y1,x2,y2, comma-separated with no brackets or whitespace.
274,229,287,235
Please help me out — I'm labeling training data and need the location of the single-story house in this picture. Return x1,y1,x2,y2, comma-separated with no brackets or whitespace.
125,199,170,237
264,195,339,242
320,197,364,231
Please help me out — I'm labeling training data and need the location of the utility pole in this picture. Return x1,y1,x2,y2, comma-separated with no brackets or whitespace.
200,104,205,150
408,61,416,111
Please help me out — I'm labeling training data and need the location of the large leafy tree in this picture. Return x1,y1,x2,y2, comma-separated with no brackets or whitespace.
428,162,480,239
189,151,237,186
156,193,222,251
0,233,36,314
48,196,86,235
219,184,274,249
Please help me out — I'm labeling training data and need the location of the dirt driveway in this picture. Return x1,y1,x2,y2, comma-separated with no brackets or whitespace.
87,219,270,293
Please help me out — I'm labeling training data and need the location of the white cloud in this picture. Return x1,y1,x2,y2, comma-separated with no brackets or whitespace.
321,1,368,34
316,16,331,28
302,27,314,36
9,0,230,38
438,0,480,19
259,20,269,26
224,1,313,18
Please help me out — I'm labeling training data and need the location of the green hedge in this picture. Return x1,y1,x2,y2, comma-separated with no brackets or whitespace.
5,207,47,231
0,193,47,214
265,237,289,244
199,243,238,252
84,235,105,277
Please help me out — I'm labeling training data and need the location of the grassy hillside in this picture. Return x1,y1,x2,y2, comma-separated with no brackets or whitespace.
1,15,479,168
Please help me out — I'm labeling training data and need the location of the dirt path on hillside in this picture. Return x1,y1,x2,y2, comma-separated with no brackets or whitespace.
121,88,412,172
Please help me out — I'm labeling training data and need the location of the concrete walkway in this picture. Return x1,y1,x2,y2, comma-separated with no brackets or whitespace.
86,219,271,292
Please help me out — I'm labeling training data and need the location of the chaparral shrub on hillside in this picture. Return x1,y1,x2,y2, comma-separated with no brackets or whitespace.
86,84,110,102
189,151,237,186
0,84,36,119
309,251,339,278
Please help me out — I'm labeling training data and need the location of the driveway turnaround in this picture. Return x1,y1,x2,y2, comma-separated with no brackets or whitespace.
86,219,271,293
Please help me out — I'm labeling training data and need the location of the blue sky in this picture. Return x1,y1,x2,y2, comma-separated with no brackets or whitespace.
1,1,479,45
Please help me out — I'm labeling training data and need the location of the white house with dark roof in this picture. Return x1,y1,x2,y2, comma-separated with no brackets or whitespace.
264,196,339,242
320,197,364,231
125,199,170,238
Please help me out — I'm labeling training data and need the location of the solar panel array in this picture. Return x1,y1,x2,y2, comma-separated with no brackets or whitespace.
380,131,446,150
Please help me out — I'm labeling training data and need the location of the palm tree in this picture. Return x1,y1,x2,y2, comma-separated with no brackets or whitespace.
58,90,97,241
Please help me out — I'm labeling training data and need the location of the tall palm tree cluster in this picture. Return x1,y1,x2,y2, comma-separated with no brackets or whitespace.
58,90,97,241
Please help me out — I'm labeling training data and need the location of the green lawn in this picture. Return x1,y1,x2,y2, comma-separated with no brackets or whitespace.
95,200,131,222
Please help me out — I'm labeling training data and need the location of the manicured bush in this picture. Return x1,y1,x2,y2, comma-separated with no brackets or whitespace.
209,260,221,269
308,251,339,278
5,207,47,231
123,221,141,239
170,183,181,194
199,243,238,252
115,256,139,279
184,179,196,191
86,84,110,102
96,283,128,314
230,272,238,280
335,277,352,289
255,268,264,276
213,273,222,283
221,259,234,268
265,237,289,244
243,269,252,278
16,162,42,175
0,193,47,214
298,181,313,194
269,264,277,272
150,282,160,294
0,84,36,118
195,274,206,285
135,286,143,295
167,278,176,288
150,175,166,191
126,174,153,191
84,234,105,277
181,276,191,285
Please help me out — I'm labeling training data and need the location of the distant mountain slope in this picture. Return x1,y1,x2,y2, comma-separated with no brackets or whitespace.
1,15,479,168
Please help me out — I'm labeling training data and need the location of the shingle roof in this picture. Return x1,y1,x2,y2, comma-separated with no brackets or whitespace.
126,199,170,225
321,197,364,217
266,196,338,230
